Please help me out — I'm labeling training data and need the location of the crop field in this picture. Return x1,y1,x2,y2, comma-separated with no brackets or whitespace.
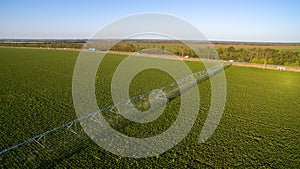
0,48,299,168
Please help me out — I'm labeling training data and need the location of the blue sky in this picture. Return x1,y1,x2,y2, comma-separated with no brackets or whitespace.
0,0,299,42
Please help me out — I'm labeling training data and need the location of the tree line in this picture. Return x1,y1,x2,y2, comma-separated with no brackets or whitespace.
109,43,299,66
216,47,299,66
1,41,299,66
0,42,83,49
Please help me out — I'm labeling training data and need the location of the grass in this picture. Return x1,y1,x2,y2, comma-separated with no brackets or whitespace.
0,48,299,168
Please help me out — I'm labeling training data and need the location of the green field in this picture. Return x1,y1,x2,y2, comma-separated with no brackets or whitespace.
0,48,299,168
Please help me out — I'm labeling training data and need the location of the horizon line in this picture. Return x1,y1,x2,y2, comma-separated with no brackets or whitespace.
0,38,300,44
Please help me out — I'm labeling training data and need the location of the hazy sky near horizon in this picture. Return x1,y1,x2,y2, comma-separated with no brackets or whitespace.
0,0,299,42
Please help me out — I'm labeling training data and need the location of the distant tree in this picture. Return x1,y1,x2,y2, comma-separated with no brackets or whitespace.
251,58,259,63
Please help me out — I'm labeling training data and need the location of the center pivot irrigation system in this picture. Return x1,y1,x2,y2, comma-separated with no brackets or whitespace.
0,62,232,157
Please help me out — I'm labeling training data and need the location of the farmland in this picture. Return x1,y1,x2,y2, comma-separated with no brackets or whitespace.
0,47,299,168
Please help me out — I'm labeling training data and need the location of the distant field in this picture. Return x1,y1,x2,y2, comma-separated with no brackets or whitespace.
1,40,300,51
115,40,300,49
0,48,299,168
213,43,300,50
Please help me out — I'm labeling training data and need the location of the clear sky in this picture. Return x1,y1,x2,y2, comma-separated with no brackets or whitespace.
1,0,299,42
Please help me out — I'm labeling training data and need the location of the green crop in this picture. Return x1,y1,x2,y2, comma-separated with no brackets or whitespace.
0,48,299,168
